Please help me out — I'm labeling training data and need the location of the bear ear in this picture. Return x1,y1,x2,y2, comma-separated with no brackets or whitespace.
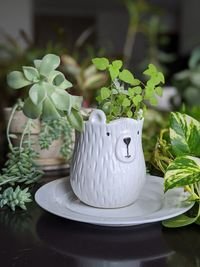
89,110,106,124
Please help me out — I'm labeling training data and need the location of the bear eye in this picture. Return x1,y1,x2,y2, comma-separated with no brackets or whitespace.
137,131,139,135
106,132,110,136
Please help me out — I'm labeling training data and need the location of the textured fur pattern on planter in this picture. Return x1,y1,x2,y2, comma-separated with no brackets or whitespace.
70,110,146,208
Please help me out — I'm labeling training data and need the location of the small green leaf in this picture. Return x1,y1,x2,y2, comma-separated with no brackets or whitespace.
22,66,39,82
101,87,111,100
132,79,140,86
29,84,46,105
96,95,102,102
122,98,131,107
42,97,61,120
119,69,134,85
111,89,118,94
7,71,32,89
112,105,121,116
40,54,60,77
162,214,197,228
157,72,165,83
149,97,158,106
23,97,42,119
155,86,163,96
143,63,157,76
51,89,71,112
133,86,142,94
128,88,135,97
68,108,84,131
145,85,154,98
127,110,133,118
112,60,123,70
132,95,142,106
109,65,119,80
34,59,42,70
92,57,109,70
164,156,200,191
102,102,111,115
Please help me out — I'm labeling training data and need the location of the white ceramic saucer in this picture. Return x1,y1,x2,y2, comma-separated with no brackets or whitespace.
35,175,193,227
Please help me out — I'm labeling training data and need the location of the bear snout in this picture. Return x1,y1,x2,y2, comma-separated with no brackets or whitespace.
123,137,131,145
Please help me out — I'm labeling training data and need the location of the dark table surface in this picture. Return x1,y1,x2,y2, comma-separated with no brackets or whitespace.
0,171,199,267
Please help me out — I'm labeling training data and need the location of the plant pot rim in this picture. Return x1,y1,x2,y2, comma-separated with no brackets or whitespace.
84,108,144,126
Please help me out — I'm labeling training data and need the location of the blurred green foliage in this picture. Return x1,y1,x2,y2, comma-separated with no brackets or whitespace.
173,47,200,108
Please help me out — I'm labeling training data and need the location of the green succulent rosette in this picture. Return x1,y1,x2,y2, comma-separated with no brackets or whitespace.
7,54,83,131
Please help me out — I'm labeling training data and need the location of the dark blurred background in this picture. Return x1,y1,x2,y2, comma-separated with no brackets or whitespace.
0,0,200,167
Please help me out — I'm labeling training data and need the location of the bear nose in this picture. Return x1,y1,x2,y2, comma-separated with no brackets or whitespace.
123,137,131,145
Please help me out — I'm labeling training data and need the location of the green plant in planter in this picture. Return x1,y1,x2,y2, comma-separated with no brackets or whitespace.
92,57,165,121
5,54,164,211
2,54,84,211
153,112,200,227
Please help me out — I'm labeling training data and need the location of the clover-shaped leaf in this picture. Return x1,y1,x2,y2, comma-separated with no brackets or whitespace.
101,87,111,100
92,57,109,70
109,65,120,80
112,60,123,70
119,69,135,85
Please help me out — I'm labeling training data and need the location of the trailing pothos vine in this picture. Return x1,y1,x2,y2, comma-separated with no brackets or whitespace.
153,112,200,227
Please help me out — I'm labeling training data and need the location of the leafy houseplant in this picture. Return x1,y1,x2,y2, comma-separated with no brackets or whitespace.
7,54,83,129
2,54,83,211
70,57,165,208
153,112,200,227
6,54,164,210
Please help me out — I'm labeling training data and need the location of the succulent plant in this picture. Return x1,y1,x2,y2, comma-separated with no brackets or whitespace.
7,54,83,131
0,186,32,211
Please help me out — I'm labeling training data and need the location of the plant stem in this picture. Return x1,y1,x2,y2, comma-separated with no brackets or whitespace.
6,104,18,152
19,119,32,152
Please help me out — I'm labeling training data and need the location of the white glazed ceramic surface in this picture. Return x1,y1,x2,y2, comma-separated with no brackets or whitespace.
35,175,194,227
70,110,146,208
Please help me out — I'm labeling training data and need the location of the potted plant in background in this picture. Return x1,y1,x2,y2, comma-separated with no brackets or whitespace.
4,101,73,170
0,54,83,211
70,57,165,208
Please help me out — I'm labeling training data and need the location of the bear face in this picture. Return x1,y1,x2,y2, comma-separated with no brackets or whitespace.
70,109,146,208
86,109,143,164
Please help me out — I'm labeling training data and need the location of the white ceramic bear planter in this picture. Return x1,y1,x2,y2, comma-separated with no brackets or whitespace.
70,110,146,208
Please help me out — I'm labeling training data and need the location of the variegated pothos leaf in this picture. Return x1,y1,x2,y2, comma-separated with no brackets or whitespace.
164,155,200,192
170,112,200,157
